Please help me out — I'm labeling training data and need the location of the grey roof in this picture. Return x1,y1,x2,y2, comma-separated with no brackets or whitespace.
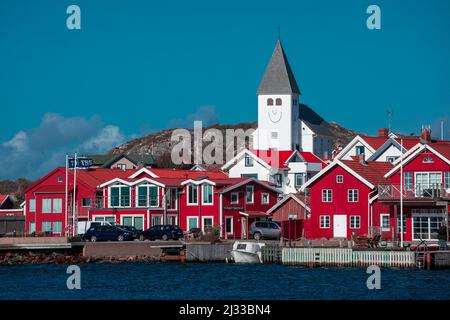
299,104,334,137
84,153,155,168
257,40,301,95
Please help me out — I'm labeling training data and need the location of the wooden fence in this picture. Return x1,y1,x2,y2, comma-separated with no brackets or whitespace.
282,247,416,268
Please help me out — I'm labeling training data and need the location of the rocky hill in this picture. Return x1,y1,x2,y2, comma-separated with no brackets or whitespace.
110,121,358,168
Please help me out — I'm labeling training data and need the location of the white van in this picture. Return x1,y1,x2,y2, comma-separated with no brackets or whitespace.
77,220,115,235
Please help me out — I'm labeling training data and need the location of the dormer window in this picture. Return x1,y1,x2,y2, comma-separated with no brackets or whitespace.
355,146,365,156
267,98,274,106
244,154,254,167
275,98,282,106
423,156,434,163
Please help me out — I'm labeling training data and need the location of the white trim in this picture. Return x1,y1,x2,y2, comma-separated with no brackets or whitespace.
225,216,234,235
321,189,333,202
385,144,450,178
186,184,199,206
219,177,281,194
267,193,310,214
350,215,361,229
108,184,131,208
319,215,330,229
261,192,270,205
300,159,375,192
230,192,239,204
99,178,132,188
167,214,178,226
135,184,160,208
129,167,159,179
99,177,165,188
369,194,378,204
181,179,216,186
239,211,249,217
391,143,423,166
151,214,164,226
333,135,377,160
120,214,145,230
380,213,390,232
201,184,214,206
201,216,214,232
222,149,272,171
186,216,199,230
348,189,359,203
245,185,254,204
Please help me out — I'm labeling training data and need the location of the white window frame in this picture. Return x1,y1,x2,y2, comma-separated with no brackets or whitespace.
245,185,254,204
82,197,92,207
121,214,145,230
187,184,199,206
261,193,270,205
52,198,62,213
29,199,36,212
336,175,343,183
52,221,62,234
187,216,199,231
167,214,178,226
93,215,116,224
244,154,254,167
322,189,332,202
348,189,359,202
151,214,163,226
350,215,361,229
412,209,445,241
42,198,52,213
136,184,159,208
230,192,239,204
295,173,304,187
201,184,214,205
319,215,330,229
108,185,131,208
225,216,233,235
202,216,214,232
380,213,390,232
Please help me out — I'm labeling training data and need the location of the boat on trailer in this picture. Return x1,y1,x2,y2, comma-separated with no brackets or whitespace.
231,241,266,263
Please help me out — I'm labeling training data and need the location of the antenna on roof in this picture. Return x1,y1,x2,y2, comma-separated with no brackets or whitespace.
441,120,444,140
387,109,393,133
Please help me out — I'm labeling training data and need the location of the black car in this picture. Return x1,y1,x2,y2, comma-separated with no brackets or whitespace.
83,225,135,242
138,225,184,241
116,225,140,237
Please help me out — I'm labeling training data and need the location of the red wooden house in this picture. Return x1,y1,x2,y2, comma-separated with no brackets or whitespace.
301,159,392,240
23,166,280,239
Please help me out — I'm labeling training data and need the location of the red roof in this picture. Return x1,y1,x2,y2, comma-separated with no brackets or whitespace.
249,150,295,169
429,143,450,161
393,138,420,150
360,136,390,150
34,185,69,193
341,160,393,186
149,168,228,180
72,168,138,190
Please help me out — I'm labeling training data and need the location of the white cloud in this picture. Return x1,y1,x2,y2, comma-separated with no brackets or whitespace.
0,113,131,179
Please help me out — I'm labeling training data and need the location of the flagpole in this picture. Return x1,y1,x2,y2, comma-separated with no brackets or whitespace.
72,153,77,237
400,139,404,248
65,154,69,237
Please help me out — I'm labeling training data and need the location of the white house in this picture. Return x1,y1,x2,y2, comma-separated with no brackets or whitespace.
221,149,324,194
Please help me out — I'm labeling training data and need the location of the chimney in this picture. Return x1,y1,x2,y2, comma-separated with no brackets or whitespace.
378,128,389,138
420,126,432,144
112,147,121,155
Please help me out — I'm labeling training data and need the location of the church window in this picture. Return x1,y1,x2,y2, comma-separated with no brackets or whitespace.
267,98,274,106
276,98,282,106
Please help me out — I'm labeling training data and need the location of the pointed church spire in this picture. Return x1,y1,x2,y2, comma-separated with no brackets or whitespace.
257,39,301,95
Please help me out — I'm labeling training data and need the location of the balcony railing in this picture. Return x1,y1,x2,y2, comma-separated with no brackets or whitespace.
378,183,450,201
92,196,177,210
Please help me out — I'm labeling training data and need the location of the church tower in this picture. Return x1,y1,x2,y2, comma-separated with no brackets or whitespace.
256,39,300,151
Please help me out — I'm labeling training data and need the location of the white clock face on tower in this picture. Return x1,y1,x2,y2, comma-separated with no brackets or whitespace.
268,106,282,123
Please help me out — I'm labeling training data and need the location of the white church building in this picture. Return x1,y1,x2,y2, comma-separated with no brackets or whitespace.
222,39,332,194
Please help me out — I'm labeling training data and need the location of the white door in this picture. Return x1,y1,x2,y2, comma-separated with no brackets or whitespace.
333,215,347,238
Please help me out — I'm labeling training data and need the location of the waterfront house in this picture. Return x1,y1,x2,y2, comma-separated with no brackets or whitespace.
23,167,280,239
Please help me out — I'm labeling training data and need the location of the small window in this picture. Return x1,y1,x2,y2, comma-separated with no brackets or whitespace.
244,154,254,167
267,98,274,106
29,199,36,212
322,190,332,202
230,192,239,204
271,131,278,139
355,146,365,156
350,216,360,229
423,156,434,163
320,215,330,228
187,185,198,205
348,189,359,202
57,176,63,183
117,163,127,170
82,197,92,207
273,174,282,188
295,173,304,187
245,185,254,204
275,98,282,106
380,214,390,231
336,175,343,183
445,172,450,189
386,156,398,163
261,193,270,205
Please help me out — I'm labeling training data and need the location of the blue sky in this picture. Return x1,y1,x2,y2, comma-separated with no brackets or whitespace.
0,0,449,179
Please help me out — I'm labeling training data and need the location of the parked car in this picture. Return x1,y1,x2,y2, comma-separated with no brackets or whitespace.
249,221,281,240
77,220,114,235
138,225,184,241
116,225,140,237
82,225,135,242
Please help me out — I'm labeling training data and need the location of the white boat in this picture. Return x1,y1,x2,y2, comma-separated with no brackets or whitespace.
231,241,266,263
